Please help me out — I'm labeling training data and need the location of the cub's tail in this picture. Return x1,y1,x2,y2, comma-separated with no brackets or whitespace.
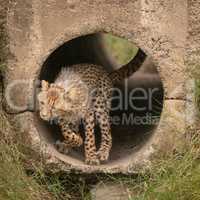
109,49,147,84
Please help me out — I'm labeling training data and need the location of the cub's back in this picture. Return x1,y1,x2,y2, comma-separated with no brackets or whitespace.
56,64,113,93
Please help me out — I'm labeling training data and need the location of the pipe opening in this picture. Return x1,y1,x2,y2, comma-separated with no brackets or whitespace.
36,33,164,165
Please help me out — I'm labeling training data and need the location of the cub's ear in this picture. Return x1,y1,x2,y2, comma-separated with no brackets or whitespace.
41,80,49,91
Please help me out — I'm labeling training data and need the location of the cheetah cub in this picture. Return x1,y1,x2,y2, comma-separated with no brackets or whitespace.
37,49,146,165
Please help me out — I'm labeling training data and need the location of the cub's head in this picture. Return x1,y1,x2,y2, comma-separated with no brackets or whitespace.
37,80,89,121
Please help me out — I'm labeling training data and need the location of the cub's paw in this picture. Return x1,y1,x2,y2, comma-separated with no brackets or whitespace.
55,140,70,155
85,157,100,165
97,150,109,162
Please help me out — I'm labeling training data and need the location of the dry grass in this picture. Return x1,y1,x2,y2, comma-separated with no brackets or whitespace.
126,132,200,200
0,108,55,200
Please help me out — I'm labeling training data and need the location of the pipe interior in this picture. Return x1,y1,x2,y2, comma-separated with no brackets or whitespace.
36,33,164,164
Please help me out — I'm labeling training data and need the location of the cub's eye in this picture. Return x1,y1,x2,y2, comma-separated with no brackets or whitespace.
40,101,45,105
57,110,66,116
58,108,65,113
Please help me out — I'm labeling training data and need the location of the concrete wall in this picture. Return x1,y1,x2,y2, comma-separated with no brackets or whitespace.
3,0,198,174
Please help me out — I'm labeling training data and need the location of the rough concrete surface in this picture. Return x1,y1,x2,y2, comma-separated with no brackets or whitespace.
1,0,199,174
90,182,132,200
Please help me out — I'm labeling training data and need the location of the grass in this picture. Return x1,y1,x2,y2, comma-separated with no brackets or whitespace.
0,109,91,200
104,34,138,65
0,110,54,200
1,123,200,200
0,143,50,200
127,133,200,200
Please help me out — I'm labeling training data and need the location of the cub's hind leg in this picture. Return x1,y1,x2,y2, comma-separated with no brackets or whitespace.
94,98,112,162
96,111,112,162
84,110,99,165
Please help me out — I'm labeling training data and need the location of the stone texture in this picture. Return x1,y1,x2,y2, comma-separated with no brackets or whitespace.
5,0,188,99
90,182,132,200
187,1,200,79
2,0,199,174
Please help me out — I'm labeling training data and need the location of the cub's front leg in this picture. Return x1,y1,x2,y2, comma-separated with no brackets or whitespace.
56,120,83,154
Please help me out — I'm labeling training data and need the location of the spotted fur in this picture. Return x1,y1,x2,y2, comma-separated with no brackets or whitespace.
37,49,146,165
